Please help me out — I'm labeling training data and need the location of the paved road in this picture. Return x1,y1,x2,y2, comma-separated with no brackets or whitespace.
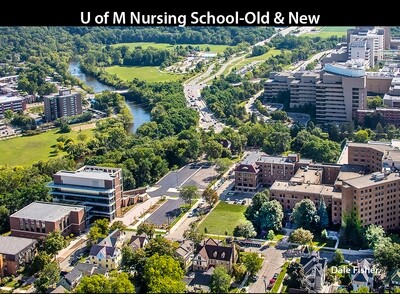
292,49,332,72
249,247,286,293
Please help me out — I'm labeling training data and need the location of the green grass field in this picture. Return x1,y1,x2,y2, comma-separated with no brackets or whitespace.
198,202,247,236
0,128,93,167
112,42,229,53
304,26,354,38
223,49,281,75
105,66,181,83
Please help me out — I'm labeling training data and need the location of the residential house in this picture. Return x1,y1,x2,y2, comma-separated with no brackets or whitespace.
388,269,400,289
0,236,37,276
128,234,149,250
175,240,194,269
89,230,126,270
58,263,107,291
192,238,237,272
299,251,327,292
351,259,374,291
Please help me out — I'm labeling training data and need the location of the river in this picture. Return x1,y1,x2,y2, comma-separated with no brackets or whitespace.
68,61,150,132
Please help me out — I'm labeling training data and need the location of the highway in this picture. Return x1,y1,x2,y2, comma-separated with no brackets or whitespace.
183,26,299,133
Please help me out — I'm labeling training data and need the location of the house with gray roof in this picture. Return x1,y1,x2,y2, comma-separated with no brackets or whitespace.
89,229,126,270
192,238,237,272
58,262,108,291
299,251,327,292
129,234,149,250
0,236,37,276
351,259,374,291
175,240,194,269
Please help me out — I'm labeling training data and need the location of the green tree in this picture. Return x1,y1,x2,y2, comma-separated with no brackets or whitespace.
271,110,288,121
88,226,105,246
121,247,146,273
317,197,329,230
353,130,370,143
34,262,60,293
77,133,88,142
143,253,186,293
109,272,135,293
232,263,247,281
321,229,328,240
3,109,13,121
110,221,126,232
334,249,344,265
242,252,263,276
364,224,385,249
75,274,110,293
374,239,400,272
215,158,232,174
0,205,10,232
137,222,155,238
354,286,370,293
340,211,364,248
43,231,66,255
233,221,257,239
289,228,314,245
204,140,223,160
263,131,291,154
259,200,284,232
245,190,270,231
93,218,110,235
183,222,204,246
202,187,219,207
179,185,198,205
267,230,275,240
210,266,231,293
286,262,305,289
291,199,319,231
29,252,52,275
145,235,179,257
367,96,383,109
74,272,135,293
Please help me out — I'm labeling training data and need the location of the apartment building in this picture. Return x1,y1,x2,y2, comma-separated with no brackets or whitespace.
9,202,86,239
44,89,82,122
0,236,37,276
342,172,400,230
49,166,123,221
383,77,400,108
0,95,26,115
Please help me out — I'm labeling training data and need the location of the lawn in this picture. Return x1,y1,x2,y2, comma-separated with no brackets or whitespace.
111,42,229,53
304,26,354,38
105,66,181,83
198,202,247,236
312,235,337,248
223,49,281,75
0,128,93,167
271,261,288,293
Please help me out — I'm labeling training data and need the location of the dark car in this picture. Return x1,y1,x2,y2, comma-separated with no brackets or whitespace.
273,273,279,280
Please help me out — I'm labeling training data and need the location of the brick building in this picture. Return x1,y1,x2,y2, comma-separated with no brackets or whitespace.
9,202,86,239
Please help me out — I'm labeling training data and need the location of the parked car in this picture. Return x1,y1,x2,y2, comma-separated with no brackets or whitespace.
241,199,246,205
226,197,230,202
273,273,279,280
233,199,239,204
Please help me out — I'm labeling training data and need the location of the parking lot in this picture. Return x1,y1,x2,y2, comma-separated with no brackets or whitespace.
145,198,185,227
219,190,255,206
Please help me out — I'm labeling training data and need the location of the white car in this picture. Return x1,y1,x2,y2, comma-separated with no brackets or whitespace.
226,198,230,202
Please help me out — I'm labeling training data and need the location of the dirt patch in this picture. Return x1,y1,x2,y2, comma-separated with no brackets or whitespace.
71,123,96,131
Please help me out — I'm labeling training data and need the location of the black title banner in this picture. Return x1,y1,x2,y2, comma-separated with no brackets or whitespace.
1,6,399,26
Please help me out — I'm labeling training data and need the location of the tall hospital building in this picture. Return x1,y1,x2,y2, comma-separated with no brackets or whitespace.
264,60,367,123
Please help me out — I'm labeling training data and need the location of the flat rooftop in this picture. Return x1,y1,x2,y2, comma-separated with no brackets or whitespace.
56,170,115,180
10,202,84,222
0,236,37,255
348,141,392,153
343,172,399,189
257,155,294,164
0,95,24,103
240,151,267,165
271,181,339,196
292,168,322,185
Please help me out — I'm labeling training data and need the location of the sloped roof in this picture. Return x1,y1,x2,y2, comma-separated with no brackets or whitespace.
129,234,148,250
195,238,234,262
64,263,96,284
89,245,118,259
353,272,369,283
